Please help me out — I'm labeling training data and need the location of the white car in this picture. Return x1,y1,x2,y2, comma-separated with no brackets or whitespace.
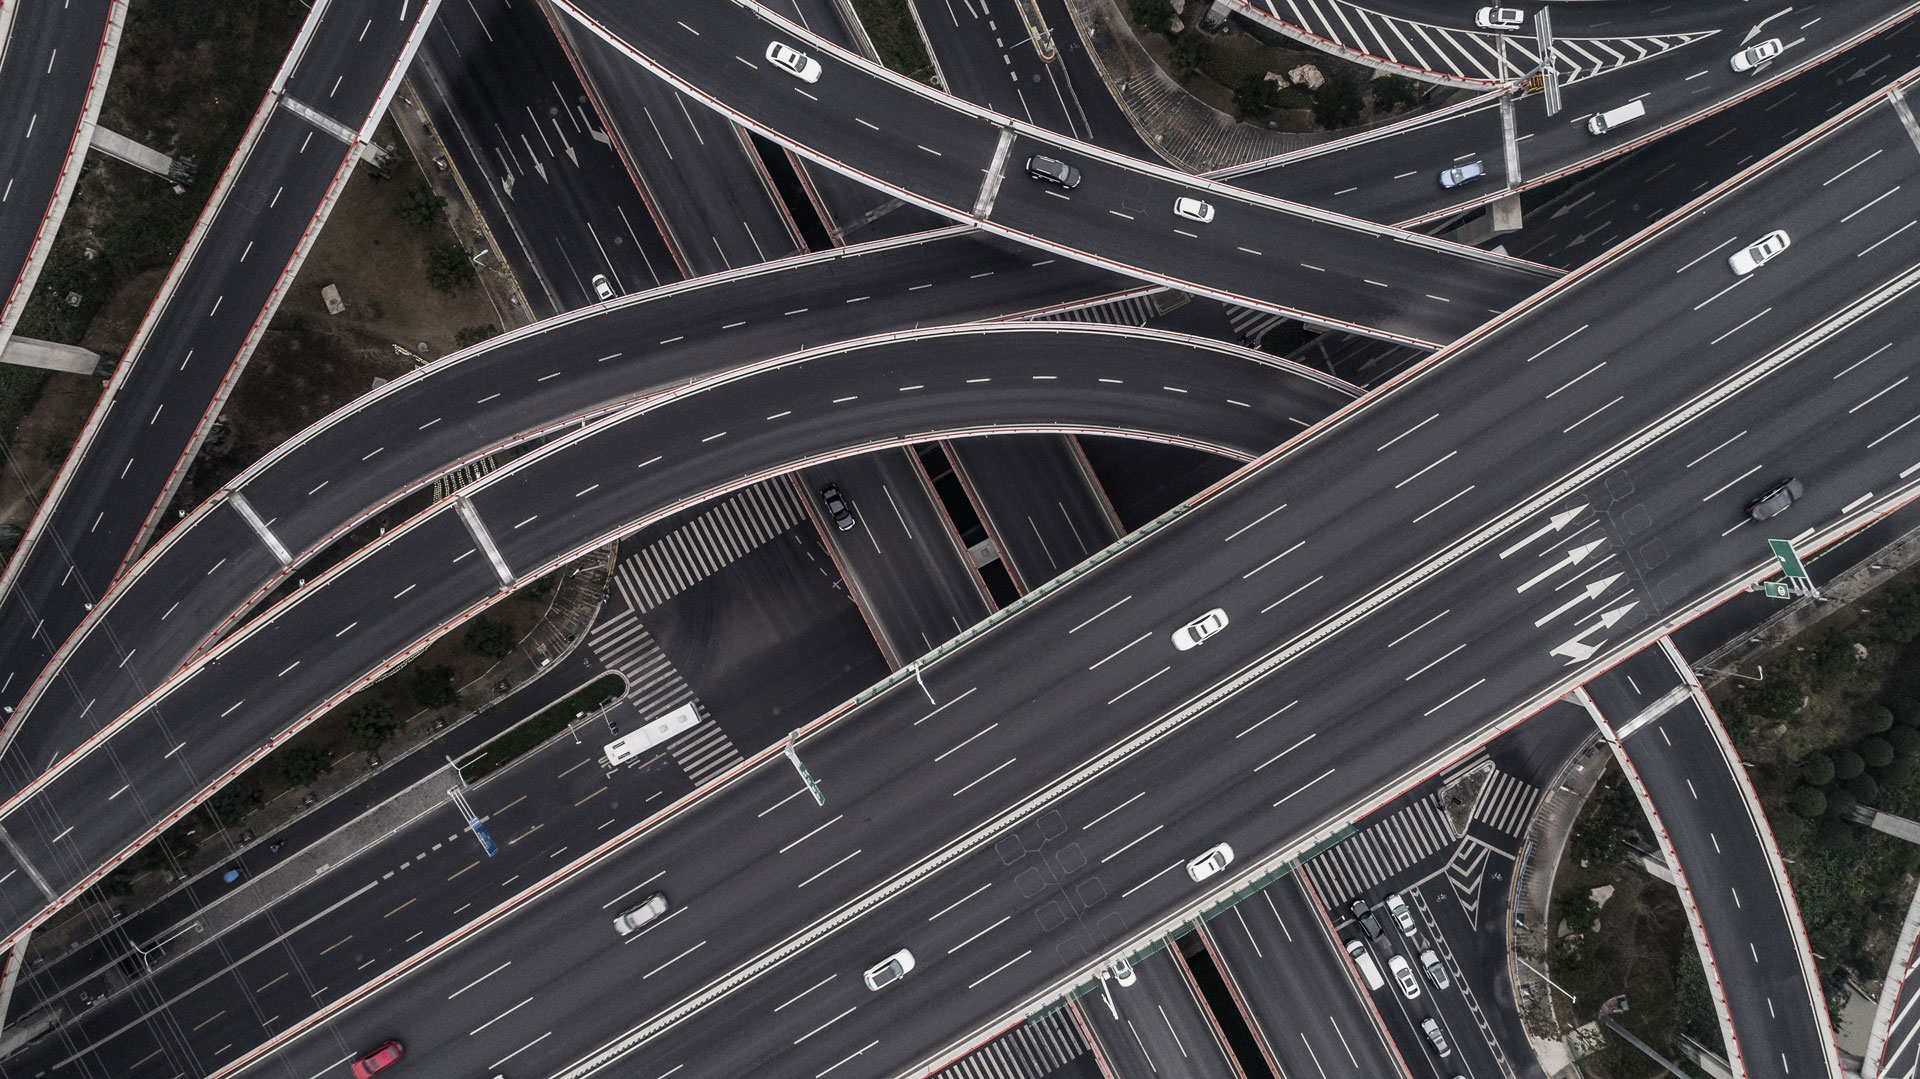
1731,38,1783,72
863,948,915,990
1186,842,1234,882
766,41,822,82
1474,7,1524,31
613,893,669,935
1173,196,1215,223
1388,954,1422,999
1385,893,1416,933
1727,229,1790,275
1171,608,1228,650
1111,956,1137,986
591,273,615,301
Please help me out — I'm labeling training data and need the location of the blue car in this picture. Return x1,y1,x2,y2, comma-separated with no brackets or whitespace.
1438,161,1485,189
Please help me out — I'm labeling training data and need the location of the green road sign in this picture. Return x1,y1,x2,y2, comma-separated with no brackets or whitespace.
1760,580,1793,600
1768,539,1809,579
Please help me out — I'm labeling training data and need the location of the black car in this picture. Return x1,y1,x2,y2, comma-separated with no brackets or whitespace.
1350,898,1385,939
1747,477,1804,521
819,484,857,531
1025,155,1082,189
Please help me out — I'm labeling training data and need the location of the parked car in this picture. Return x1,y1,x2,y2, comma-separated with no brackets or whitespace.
351,1041,404,1078
819,483,857,531
1747,477,1804,521
1422,1017,1452,1058
766,41,822,82
592,273,615,301
1025,155,1082,189
1186,842,1234,881
1731,37,1784,72
1385,893,1415,933
1171,608,1229,651
1420,948,1452,989
1350,898,1385,939
1438,161,1485,189
1474,6,1524,30
1728,229,1790,275
1173,196,1215,223
863,948,915,990
1388,954,1422,999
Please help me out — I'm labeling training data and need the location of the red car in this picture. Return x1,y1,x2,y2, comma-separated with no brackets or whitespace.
351,1041,403,1078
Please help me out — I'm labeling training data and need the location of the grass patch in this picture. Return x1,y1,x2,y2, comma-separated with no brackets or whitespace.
849,0,935,83
460,674,626,782
1713,578,1920,1000
0,367,53,448
15,0,306,346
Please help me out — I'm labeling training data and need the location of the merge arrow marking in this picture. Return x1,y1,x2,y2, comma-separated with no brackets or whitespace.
1499,506,1586,559
1516,538,1604,593
1549,601,1641,662
1533,573,1623,628
1744,7,1792,44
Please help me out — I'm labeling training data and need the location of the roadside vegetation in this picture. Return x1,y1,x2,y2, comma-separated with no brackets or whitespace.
849,0,936,83
459,673,626,782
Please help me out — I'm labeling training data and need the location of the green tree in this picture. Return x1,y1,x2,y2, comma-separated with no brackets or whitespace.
1792,786,1828,818
1311,77,1365,129
408,663,460,711
1802,753,1836,786
1369,74,1422,112
1865,704,1897,733
1848,773,1880,803
1862,737,1896,769
1834,748,1866,781
425,243,477,294
1742,673,1803,720
454,323,500,349
1887,725,1920,755
464,615,517,659
1127,0,1175,29
278,745,332,788
1880,584,1920,641
346,702,403,753
1169,33,1211,82
1810,631,1855,686
1232,73,1281,120
392,181,447,233
207,776,263,825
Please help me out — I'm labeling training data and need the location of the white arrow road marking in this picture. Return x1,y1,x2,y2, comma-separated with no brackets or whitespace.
1549,601,1640,662
1744,7,1792,44
1516,538,1605,593
1533,573,1624,628
1498,505,1587,559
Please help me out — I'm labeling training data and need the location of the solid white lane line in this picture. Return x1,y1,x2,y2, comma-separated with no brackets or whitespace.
1102,825,1165,863
1413,485,1475,524
794,1007,857,1044
966,950,1031,990
1702,465,1764,503
935,722,999,762
1405,643,1466,681
1850,375,1910,413
1121,862,1182,898
1377,413,1438,452
1388,609,1450,648
1108,667,1171,705
1525,324,1588,362
1274,768,1336,807
1394,449,1456,489
775,976,837,1013
797,850,861,888
1225,503,1288,541
1685,430,1746,467
929,883,993,920
1090,633,1152,670
947,915,1011,953
1260,576,1323,614
778,814,843,854
1242,540,1304,578
1236,701,1297,739
1070,595,1132,633
448,961,511,998
1254,734,1316,773
1423,678,1486,716
953,758,1017,796
1675,237,1738,273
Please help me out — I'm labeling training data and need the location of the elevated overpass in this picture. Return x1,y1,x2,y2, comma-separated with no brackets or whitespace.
26,59,1920,1077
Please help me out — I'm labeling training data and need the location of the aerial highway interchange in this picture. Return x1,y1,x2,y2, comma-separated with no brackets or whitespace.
1,0,1919,1077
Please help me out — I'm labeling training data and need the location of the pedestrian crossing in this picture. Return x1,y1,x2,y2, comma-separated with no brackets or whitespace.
1472,770,1542,838
431,456,498,501
610,480,805,615
587,608,744,787
1034,292,1163,327
1226,0,1712,85
1226,304,1286,347
1303,793,1454,904
935,1011,1088,1079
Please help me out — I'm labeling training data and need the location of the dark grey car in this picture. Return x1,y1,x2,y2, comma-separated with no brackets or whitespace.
1025,155,1082,189
819,483,857,531
1747,478,1804,521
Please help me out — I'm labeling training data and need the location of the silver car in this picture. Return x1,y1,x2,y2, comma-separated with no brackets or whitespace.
863,948,915,990
1747,478,1804,521
766,41,822,82
1171,608,1229,650
1438,161,1484,189
1727,229,1789,275
1731,38,1783,72
613,893,669,936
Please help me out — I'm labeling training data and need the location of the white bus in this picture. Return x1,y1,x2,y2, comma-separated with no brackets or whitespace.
604,702,700,766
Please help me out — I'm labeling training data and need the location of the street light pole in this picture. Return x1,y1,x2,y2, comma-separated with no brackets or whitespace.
786,732,825,806
911,659,935,706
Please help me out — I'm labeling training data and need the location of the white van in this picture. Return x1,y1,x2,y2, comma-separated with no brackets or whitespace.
1587,99,1646,135
1345,939,1386,991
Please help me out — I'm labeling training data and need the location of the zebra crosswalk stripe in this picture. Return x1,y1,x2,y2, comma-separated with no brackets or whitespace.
935,1011,1087,1079
608,480,804,615
1305,794,1453,903
1472,771,1543,837
588,610,745,786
